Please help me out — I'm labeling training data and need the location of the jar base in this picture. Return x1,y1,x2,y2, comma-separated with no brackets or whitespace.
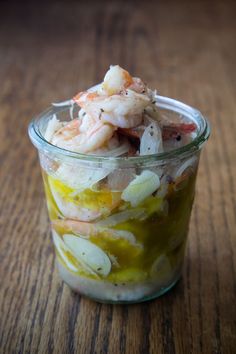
57,261,182,304
80,276,181,304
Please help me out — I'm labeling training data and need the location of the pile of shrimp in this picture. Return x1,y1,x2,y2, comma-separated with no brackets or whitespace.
47,65,196,156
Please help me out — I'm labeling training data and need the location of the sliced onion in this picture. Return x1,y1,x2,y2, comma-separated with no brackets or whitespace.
63,234,111,277
48,177,101,221
69,104,75,120
121,170,160,207
52,230,79,272
110,230,142,248
144,99,162,123
140,120,163,155
97,209,146,228
52,85,101,109
173,156,198,179
44,114,63,142
54,163,113,192
94,228,142,249
52,99,74,107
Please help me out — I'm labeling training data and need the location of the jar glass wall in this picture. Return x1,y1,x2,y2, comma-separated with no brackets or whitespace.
28,96,210,303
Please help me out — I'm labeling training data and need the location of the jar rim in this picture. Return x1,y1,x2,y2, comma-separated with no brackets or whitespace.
28,95,210,166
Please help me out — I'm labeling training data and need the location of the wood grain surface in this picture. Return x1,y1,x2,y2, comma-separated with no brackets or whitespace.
0,1,236,353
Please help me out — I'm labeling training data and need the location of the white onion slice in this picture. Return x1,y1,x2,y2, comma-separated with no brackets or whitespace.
173,156,197,179
95,228,142,249
52,230,79,272
97,209,146,228
44,114,63,142
52,84,101,110
54,163,113,192
121,170,160,207
69,104,75,120
140,120,163,155
95,223,142,248
52,99,74,107
109,230,142,248
63,234,111,277
96,228,138,245
48,178,101,221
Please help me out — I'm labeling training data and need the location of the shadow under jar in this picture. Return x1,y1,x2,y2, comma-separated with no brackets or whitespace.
28,95,210,304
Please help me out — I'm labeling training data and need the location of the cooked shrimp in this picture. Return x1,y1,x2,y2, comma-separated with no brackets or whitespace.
61,204,102,222
90,133,131,156
119,122,196,142
52,219,141,247
51,188,121,222
128,77,147,94
101,65,133,95
118,126,144,139
162,123,196,140
73,65,150,129
53,219,98,236
51,116,115,153
99,65,147,95
74,89,149,129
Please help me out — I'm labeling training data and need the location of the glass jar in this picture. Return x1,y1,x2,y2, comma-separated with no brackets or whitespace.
28,95,210,304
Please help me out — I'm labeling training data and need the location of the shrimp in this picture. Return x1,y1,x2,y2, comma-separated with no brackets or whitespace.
118,126,144,139
101,65,134,95
53,219,98,236
99,65,147,95
129,77,148,94
73,65,150,129
90,133,131,157
162,123,196,140
119,122,197,141
89,132,119,155
74,89,149,129
51,115,115,153
52,219,141,247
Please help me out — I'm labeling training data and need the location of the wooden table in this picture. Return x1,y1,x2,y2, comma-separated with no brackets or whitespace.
1,1,236,353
